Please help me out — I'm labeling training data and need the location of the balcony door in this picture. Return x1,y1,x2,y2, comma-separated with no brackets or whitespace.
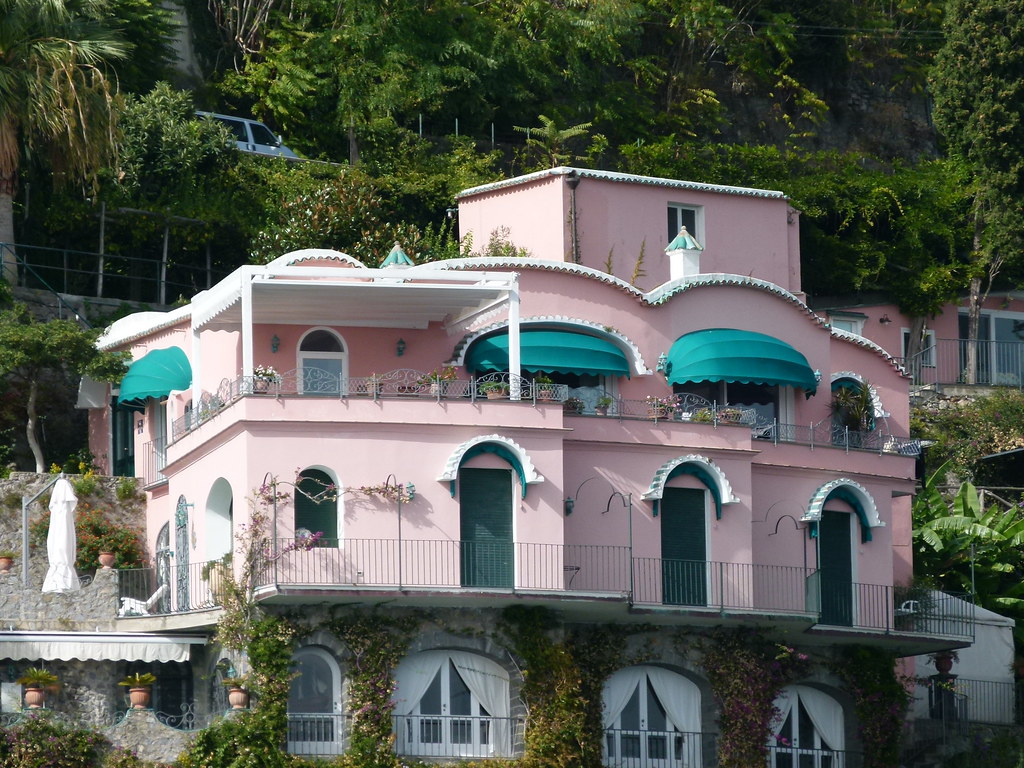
603,666,701,768
288,647,343,755
770,685,844,768
661,488,707,606
299,329,346,395
459,468,513,588
818,510,853,626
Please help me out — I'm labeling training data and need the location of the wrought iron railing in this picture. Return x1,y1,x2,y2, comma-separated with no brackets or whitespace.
392,713,523,759
140,437,167,487
603,727,707,767
901,337,1024,389
165,370,918,455
808,577,974,639
767,744,861,767
915,677,1017,726
287,713,351,756
117,558,227,614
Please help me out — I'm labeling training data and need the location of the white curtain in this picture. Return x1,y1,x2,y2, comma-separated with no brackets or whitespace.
393,650,510,755
450,650,511,755
794,685,844,751
646,667,701,733
602,667,644,728
771,688,795,737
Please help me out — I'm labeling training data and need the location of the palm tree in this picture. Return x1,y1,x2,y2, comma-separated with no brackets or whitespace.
0,0,128,283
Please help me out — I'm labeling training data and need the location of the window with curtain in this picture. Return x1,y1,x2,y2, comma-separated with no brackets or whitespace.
769,685,845,768
393,650,511,759
602,666,702,767
287,646,344,755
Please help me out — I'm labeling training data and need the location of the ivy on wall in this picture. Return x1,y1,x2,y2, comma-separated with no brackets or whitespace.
698,628,811,768
831,646,911,768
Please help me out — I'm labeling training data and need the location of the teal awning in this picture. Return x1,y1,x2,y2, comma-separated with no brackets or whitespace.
664,329,817,395
466,330,630,378
117,347,192,404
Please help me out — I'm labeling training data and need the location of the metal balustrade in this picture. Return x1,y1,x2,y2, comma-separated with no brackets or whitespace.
631,560,816,615
901,337,1024,389
915,677,1018,725
117,558,228,614
287,713,351,756
140,437,167,487
392,714,523,759
603,728,707,767
116,546,975,641
767,745,860,767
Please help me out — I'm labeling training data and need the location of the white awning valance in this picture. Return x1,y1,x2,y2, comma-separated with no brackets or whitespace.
0,632,205,663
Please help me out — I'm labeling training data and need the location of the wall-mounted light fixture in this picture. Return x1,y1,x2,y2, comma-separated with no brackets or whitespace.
136,419,144,434
879,314,892,325
656,353,668,373
271,334,280,353
396,338,406,357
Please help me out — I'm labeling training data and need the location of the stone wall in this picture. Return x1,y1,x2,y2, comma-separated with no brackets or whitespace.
106,708,196,763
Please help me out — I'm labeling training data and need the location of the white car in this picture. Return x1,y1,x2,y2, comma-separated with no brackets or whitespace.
196,111,299,159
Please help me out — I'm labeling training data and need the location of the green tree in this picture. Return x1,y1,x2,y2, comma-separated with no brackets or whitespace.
913,464,1024,645
0,304,127,472
0,0,129,282
931,0,1024,383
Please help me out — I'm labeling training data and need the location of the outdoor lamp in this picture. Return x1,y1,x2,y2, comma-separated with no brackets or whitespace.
271,334,280,353
396,338,406,357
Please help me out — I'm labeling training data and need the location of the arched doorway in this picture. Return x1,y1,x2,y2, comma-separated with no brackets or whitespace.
287,646,343,755
298,329,346,395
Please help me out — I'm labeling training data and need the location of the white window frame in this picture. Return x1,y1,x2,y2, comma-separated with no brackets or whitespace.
828,313,866,336
297,327,348,395
287,646,344,755
667,204,704,248
901,328,936,367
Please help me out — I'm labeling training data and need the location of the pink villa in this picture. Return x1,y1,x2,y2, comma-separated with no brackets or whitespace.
78,168,971,763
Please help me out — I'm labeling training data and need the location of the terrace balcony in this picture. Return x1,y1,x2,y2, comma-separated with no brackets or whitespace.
902,337,1024,390
116,545,973,650
164,369,919,457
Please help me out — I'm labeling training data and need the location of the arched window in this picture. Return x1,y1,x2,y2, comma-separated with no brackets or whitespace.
205,478,233,562
295,469,338,544
603,666,702,767
299,329,346,395
770,685,845,767
393,650,511,759
287,646,343,755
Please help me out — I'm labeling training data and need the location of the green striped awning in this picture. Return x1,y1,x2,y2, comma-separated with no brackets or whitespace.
466,330,630,378
664,329,817,394
117,347,192,404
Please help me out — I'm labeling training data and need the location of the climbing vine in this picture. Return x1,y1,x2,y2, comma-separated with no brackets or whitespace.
698,628,811,768
326,610,419,768
831,646,910,768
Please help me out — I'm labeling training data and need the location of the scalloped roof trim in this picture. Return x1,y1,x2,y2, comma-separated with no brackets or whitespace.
802,478,883,528
98,305,192,350
641,454,739,504
456,167,787,201
828,328,907,377
437,434,544,484
269,248,367,269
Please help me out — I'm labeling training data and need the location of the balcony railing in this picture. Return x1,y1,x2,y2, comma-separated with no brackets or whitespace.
767,745,861,767
393,713,522,759
808,577,974,638
140,437,167,487
902,337,1024,388
165,369,918,455
287,713,350,756
915,677,1019,726
117,557,227,615
603,728,708,767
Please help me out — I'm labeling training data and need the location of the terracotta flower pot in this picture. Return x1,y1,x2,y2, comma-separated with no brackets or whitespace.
98,552,116,569
129,686,151,709
0,556,12,574
23,687,46,709
227,687,250,710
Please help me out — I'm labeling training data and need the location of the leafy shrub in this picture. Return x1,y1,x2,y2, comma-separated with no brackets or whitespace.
72,470,99,497
30,502,145,570
115,477,139,502
0,714,105,768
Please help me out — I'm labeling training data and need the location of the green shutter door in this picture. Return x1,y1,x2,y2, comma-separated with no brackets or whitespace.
459,468,513,588
819,509,853,626
660,488,707,605
295,470,338,542
112,402,136,477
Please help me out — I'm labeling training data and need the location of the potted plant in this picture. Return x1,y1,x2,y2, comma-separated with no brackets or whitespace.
222,676,250,710
0,548,15,574
119,672,157,709
479,380,509,399
563,397,584,414
252,364,281,393
202,552,232,604
97,539,117,569
718,407,744,423
830,380,873,446
419,366,457,396
646,395,674,419
692,408,713,423
595,394,614,416
535,374,556,400
18,667,58,709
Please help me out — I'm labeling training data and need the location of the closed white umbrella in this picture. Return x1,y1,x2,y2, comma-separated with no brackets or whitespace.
42,478,80,593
